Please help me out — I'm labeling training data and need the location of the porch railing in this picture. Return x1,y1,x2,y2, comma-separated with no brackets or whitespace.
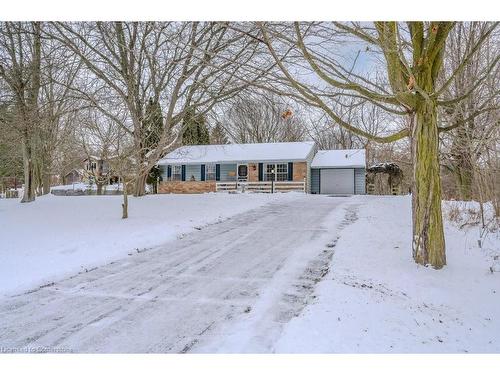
215,180,305,193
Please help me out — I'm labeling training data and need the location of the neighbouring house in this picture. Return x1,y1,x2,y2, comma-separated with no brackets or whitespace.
63,169,84,185
157,141,366,195
82,156,119,185
0,176,22,198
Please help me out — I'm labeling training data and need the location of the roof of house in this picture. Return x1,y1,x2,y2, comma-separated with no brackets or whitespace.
158,141,316,165
311,149,366,168
64,169,85,176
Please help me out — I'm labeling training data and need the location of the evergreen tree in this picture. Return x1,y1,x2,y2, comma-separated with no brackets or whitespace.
146,165,162,194
210,122,229,145
182,109,210,145
143,98,164,152
142,98,164,193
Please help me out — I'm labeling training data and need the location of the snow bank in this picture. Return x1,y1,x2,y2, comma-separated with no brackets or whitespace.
274,195,500,353
51,183,123,191
0,193,296,297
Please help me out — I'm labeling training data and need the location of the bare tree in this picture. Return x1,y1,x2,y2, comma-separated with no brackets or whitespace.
257,21,499,268
34,37,83,195
0,104,23,188
108,129,135,219
223,93,306,143
439,22,499,201
49,22,273,197
77,109,120,194
0,22,42,202
308,98,387,150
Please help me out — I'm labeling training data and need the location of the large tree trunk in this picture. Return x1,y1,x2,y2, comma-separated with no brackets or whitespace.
455,164,473,200
122,180,128,219
411,101,446,269
452,125,474,200
19,22,42,204
20,136,36,203
96,182,104,195
132,126,147,197
42,171,51,195
133,172,147,197
33,162,43,196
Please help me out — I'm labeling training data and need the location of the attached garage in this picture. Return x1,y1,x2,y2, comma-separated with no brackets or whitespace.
311,149,366,195
320,168,354,195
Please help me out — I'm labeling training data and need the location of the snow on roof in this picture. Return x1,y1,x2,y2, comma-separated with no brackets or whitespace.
311,149,366,168
158,141,316,165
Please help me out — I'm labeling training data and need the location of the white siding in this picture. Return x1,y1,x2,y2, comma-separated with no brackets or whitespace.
220,164,237,181
304,144,317,193
355,168,366,194
159,165,168,181
185,164,201,181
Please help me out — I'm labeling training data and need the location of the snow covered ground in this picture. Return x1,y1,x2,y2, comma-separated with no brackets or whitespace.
0,193,498,353
0,195,348,352
274,196,500,353
50,182,123,191
0,193,295,297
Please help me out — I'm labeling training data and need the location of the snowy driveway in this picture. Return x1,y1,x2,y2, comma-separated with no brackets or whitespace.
0,195,352,353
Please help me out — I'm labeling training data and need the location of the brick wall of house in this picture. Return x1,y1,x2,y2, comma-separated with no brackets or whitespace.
248,163,259,182
247,162,307,182
293,162,307,182
158,161,308,193
158,181,216,194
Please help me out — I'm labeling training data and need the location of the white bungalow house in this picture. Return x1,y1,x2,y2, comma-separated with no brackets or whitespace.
157,141,366,195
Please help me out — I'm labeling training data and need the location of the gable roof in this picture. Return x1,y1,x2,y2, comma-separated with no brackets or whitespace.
158,141,316,165
311,149,366,168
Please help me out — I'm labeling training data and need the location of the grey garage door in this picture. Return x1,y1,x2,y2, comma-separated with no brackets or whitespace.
320,168,354,194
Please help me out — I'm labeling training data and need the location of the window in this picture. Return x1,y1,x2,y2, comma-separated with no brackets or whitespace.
275,163,288,181
86,161,97,171
171,165,182,181
264,164,273,181
264,163,288,181
206,164,216,181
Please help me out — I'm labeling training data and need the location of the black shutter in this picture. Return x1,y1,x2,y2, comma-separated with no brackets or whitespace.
258,163,263,181
215,164,220,181
181,165,186,181
318,169,321,194
167,165,172,180
288,162,293,181
201,164,206,181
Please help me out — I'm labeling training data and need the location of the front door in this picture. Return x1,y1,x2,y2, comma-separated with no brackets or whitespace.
237,164,248,182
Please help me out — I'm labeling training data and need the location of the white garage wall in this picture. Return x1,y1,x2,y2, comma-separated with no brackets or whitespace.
355,168,366,194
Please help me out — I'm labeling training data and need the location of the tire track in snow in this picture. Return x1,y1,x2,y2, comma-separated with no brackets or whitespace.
0,196,354,353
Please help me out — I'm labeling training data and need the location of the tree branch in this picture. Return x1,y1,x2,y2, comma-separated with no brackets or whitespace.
435,22,498,97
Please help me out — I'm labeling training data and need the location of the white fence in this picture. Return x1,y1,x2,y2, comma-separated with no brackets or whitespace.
216,180,305,193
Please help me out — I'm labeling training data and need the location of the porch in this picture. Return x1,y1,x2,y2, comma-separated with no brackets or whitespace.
215,180,305,193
